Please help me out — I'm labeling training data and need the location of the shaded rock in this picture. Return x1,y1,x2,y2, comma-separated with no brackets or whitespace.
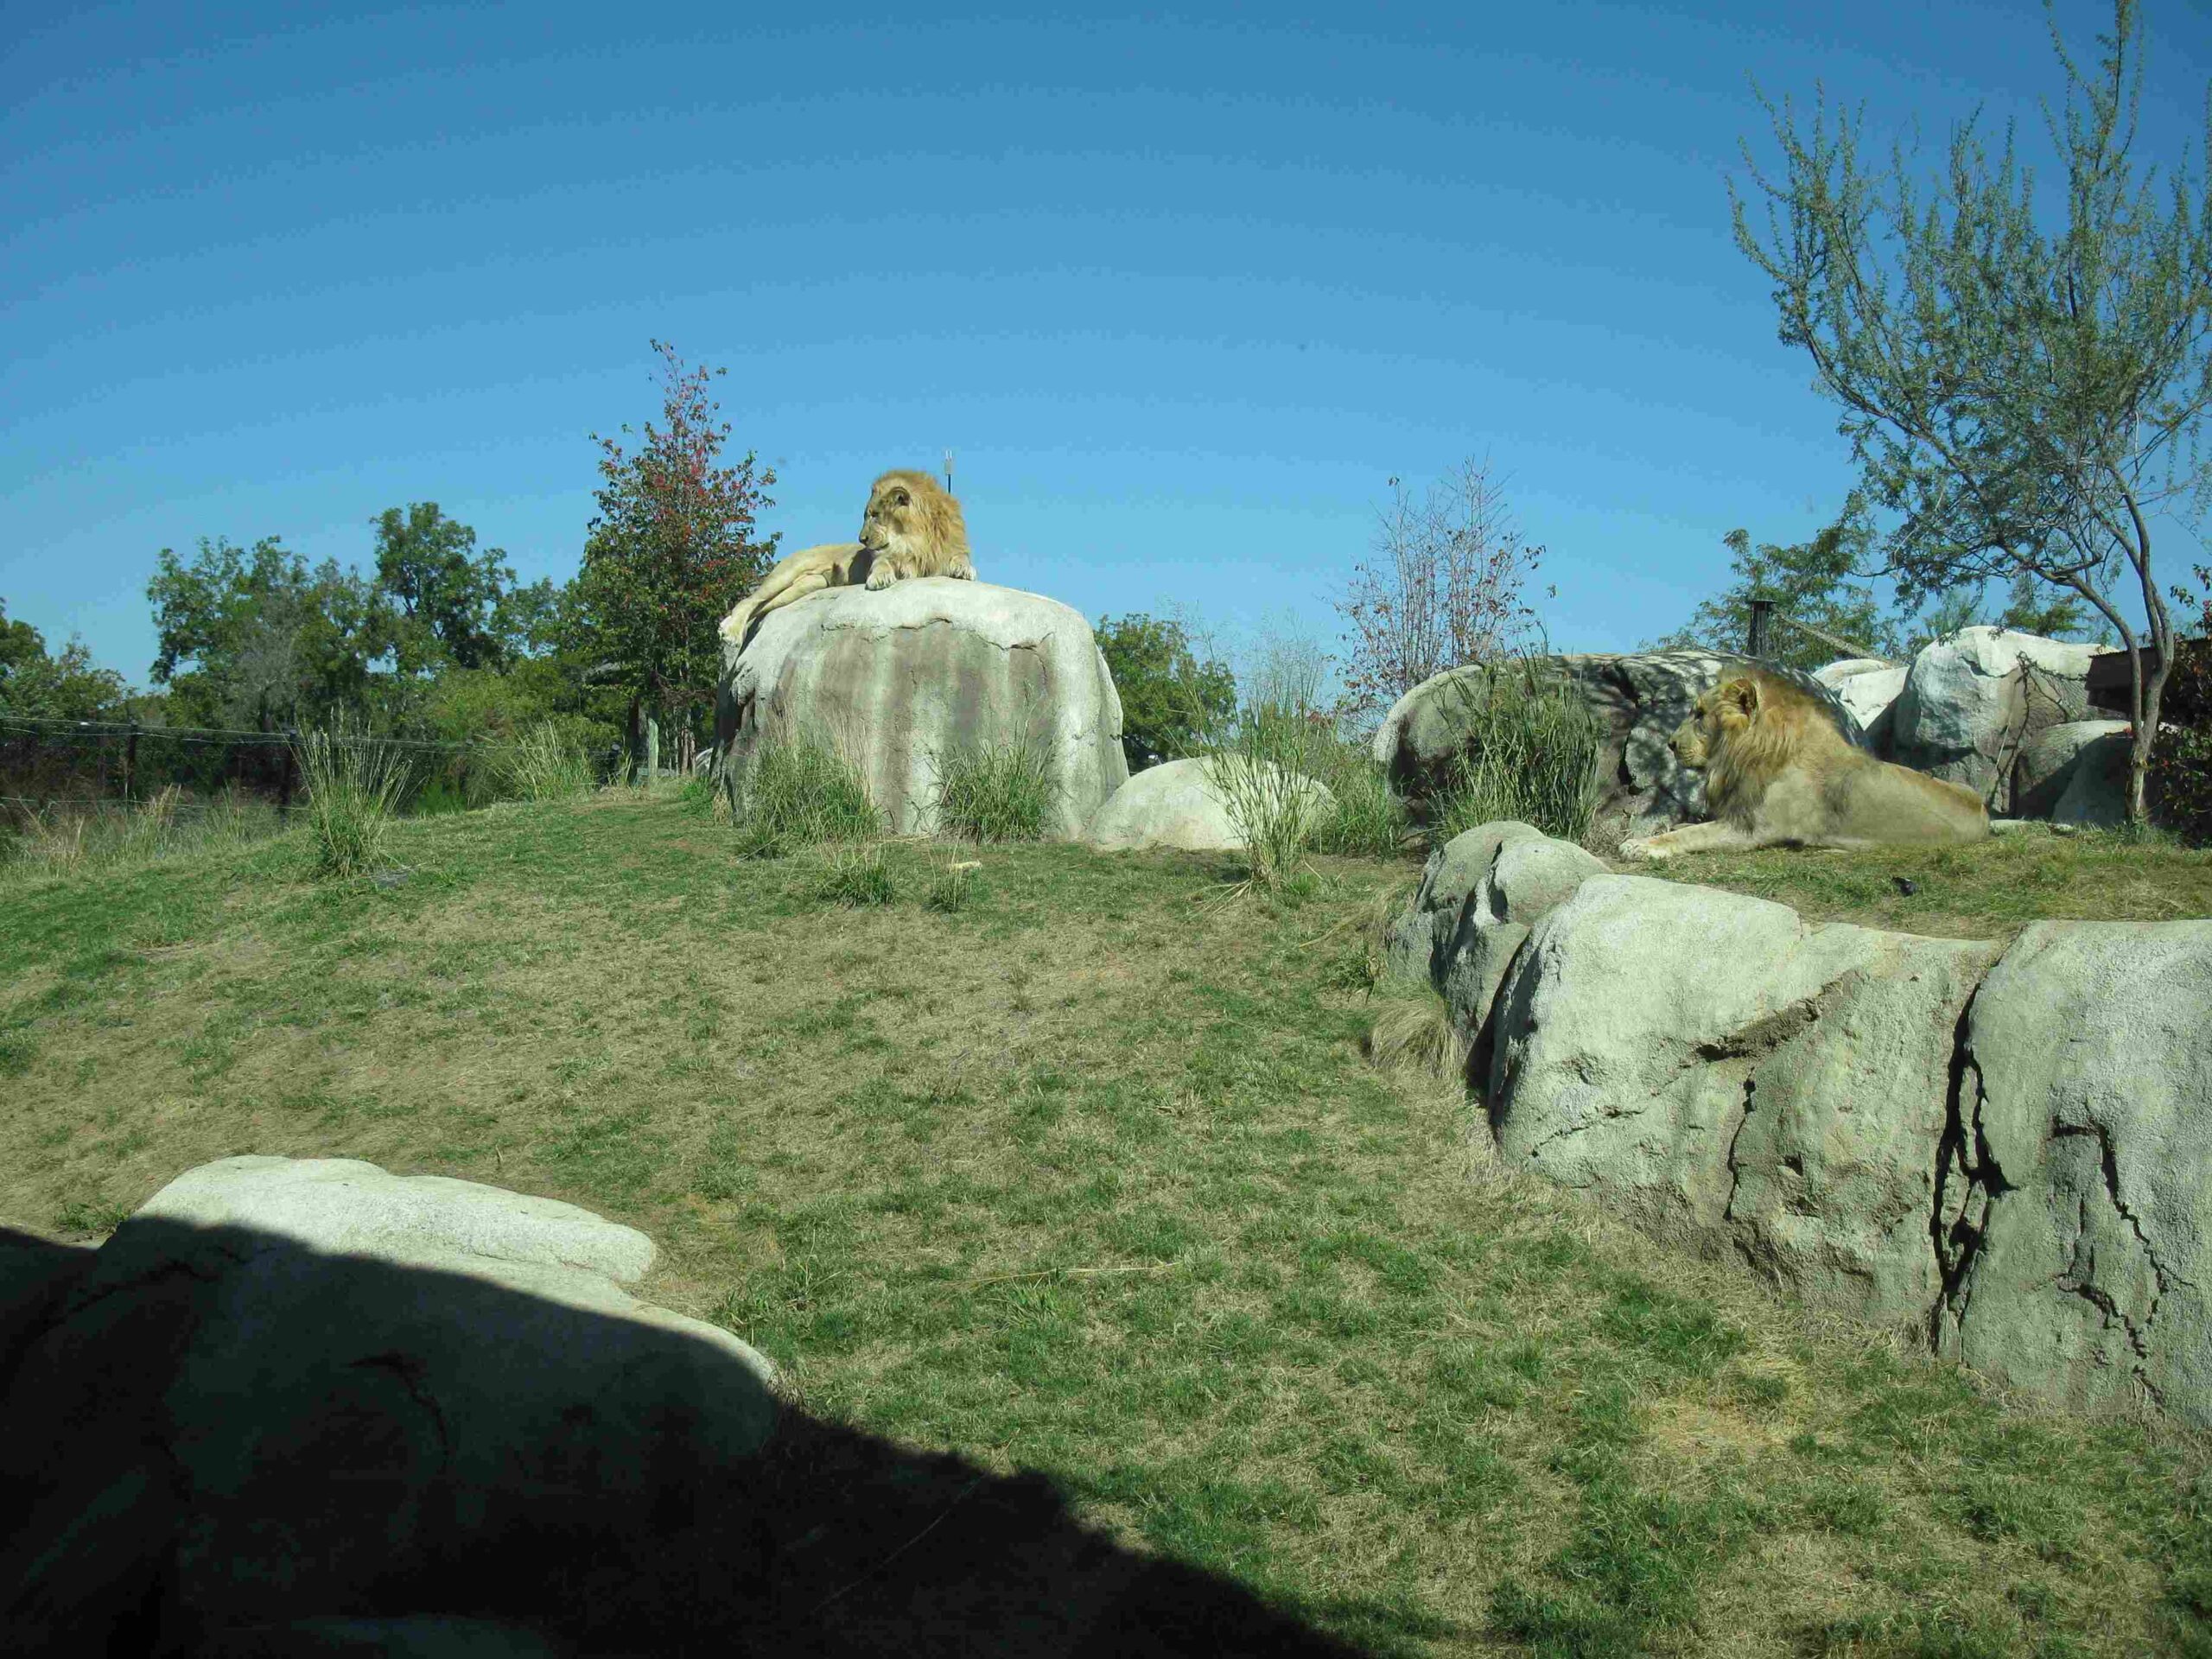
1488,877,2001,1326
1814,658,1909,754
0,1157,778,1654
2012,720,2131,820
1938,922,2212,1420
1086,756,1332,853
716,577,1128,837
2052,728,2133,828
1893,627,2095,810
1379,820,1548,984
1372,652,1866,840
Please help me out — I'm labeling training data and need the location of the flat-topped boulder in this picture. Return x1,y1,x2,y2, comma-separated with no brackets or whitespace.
716,577,1128,837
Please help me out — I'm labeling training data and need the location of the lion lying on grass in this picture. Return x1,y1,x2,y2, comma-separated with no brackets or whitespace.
1618,671,1989,861
718,470,976,649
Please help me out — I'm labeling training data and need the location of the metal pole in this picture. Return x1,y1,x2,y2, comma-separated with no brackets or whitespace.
1747,596,1774,659
279,733,298,821
124,720,138,806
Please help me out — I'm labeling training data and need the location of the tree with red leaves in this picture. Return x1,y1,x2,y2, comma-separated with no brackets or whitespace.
574,341,779,762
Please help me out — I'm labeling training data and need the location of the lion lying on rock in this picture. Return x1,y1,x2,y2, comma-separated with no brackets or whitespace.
718,470,976,649
1619,671,1989,861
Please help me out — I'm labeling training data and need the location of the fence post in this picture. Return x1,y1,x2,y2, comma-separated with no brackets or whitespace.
1746,596,1775,659
124,720,139,806
279,732,298,820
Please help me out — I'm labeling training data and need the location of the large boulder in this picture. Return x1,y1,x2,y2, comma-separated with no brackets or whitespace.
716,577,1128,837
1487,878,2002,1327
0,1157,779,1654
1814,658,1909,754
2012,719,2131,822
1086,757,1332,853
1936,923,2212,1418
1892,627,2096,811
1371,652,1866,840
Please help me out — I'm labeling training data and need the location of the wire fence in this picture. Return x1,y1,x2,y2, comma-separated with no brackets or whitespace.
0,714,579,827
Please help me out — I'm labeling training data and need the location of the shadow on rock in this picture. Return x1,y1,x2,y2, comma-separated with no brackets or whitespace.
0,1219,1369,1658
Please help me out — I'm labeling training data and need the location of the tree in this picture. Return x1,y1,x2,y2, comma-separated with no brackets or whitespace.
1654,498,1902,669
0,599,126,719
1732,0,2212,823
371,503,521,676
1336,457,1546,721
147,537,378,730
573,340,779,760
1094,613,1239,770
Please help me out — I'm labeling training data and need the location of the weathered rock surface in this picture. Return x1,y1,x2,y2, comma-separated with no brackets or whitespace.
1937,923,2212,1415
1892,627,2096,811
1381,821,1549,984
1488,878,2002,1327
1086,756,1332,853
1371,652,1866,839
2012,719,2131,820
716,577,1128,837
2051,728,2133,828
0,1157,778,1654
1814,658,1910,753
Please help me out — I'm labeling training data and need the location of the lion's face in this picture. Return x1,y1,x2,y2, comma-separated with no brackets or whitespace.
1669,681,1758,771
857,478,919,553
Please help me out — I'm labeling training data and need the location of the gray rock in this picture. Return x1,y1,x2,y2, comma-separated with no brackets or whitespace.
1892,627,2096,811
1371,652,1866,839
1380,821,1548,985
2051,728,2133,828
1938,922,2212,1420
715,577,1128,838
1814,658,1909,754
1085,756,1332,853
1488,877,2001,1326
0,1157,778,1651
2012,720,2131,819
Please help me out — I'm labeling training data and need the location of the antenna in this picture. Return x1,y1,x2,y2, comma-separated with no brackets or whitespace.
944,449,955,493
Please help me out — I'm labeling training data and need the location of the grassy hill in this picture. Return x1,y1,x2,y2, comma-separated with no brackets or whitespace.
6,790,2212,1656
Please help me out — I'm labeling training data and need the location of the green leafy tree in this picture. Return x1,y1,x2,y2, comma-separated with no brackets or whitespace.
1732,0,2211,823
573,341,779,753
1654,499,1902,670
371,503,521,675
0,600,127,719
1094,613,1239,770
147,536,378,730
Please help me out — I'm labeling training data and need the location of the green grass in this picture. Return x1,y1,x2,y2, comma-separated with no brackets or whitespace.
727,736,880,857
1428,662,1606,847
4,793,2211,1654
1613,823,2212,940
931,741,1055,842
1,785,287,884
294,719,412,878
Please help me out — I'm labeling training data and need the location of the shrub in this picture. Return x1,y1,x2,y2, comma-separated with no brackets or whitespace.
294,718,412,879
932,743,1054,842
810,843,898,906
728,737,880,858
493,721,595,803
2150,723,2212,846
1429,661,1604,845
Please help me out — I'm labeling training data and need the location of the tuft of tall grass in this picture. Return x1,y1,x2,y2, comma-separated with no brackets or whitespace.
810,843,899,906
932,743,1055,842
924,861,979,912
1203,707,1338,893
1430,661,1605,846
728,737,880,858
295,718,412,879
1305,745,1411,857
493,721,595,803
2,785,284,883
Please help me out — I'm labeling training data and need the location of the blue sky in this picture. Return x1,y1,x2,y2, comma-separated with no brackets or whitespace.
7,0,2212,688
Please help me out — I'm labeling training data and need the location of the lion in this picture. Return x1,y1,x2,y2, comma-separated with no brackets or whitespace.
1618,671,1989,861
717,469,976,648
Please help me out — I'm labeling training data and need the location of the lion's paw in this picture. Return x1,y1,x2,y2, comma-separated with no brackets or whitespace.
863,567,897,592
1618,837,1667,863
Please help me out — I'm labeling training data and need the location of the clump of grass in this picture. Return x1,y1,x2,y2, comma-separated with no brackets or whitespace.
1307,747,1410,857
493,721,595,803
924,861,979,912
294,717,412,879
2,785,285,884
932,742,1055,842
1205,715,1332,895
1361,982,1467,1084
728,737,880,858
810,843,898,906
1432,659,1605,846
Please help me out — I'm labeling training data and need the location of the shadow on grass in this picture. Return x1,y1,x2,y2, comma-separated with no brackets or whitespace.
0,1222,1371,1658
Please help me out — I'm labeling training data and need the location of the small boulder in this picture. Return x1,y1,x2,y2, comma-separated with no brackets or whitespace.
2051,728,2133,828
2012,719,2131,820
1086,757,1332,853
1892,627,2096,810
716,578,1128,837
